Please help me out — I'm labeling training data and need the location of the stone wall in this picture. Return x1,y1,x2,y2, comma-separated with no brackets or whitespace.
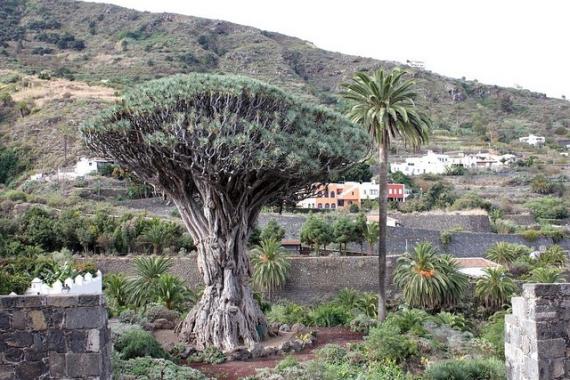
0,294,111,380
505,283,570,380
80,256,398,304
258,213,568,257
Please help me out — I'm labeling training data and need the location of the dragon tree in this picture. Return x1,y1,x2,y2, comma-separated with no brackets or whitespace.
81,74,369,351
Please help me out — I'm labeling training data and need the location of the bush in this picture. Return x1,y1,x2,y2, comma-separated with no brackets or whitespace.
144,304,180,322
0,271,30,295
113,356,210,380
521,229,541,242
423,358,506,379
118,310,147,325
3,190,27,202
480,312,506,359
365,322,417,364
315,344,348,365
525,197,568,220
114,328,168,360
536,245,567,267
190,346,226,364
309,303,351,327
267,302,310,325
349,313,378,334
451,192,491,211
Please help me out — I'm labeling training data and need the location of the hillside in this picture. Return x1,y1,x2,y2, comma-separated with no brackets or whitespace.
0,0,569,173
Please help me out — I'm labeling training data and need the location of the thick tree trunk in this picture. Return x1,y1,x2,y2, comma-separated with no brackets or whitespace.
177,202,267,352
377,138,389,322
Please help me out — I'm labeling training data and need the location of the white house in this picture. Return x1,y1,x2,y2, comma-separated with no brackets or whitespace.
73,157,113,177
519,134,545,146
390,150,451,176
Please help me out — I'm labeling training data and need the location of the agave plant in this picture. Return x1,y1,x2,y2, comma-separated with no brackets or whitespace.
127,256,172,309
394,242,468,310
527,267,565,283
475,268,517,311
250,238,290,301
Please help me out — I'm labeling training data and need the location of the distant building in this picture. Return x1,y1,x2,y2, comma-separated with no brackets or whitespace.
456,258,501,278
73,157,114,177
391,150,515,176
519,134,545,146
297,180,408,210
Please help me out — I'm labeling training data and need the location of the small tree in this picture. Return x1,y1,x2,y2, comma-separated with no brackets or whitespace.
82,74,368,350
259,219,286,242
476,268,516,311
364,222,379,255
333,216,357,254
300,214,334,255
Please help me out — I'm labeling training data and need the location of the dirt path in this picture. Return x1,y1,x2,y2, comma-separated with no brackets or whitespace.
188,327,363,380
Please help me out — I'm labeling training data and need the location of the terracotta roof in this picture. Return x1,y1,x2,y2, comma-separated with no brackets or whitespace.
281,239,301,245
455,257,500,268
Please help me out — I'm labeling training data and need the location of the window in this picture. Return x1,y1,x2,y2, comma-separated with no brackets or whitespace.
325,203,330,209
399,189,403,194
331,204,336,209
330,192,335,198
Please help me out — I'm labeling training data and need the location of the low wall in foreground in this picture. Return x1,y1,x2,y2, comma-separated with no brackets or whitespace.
80,256,398,304
0,294,112,380
505,283,570,380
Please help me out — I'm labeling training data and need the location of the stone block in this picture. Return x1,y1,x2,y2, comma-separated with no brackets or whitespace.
46,295,79,308
524,283,560,299
552,358,565,378
0,297,17,309
45,308,65,329
65,307,103,329
48,352,66,378
47,330,66,353
537,338,566,359
511,297,527,316
23,347,44,362
66,353,101,377
28,310,47,330
0,313,9,330
86,329,100,352
66,330,87,353
3,332,33,348
3,348,23,364
14,361,46,380
10,311,25,330
78,295,102,307
0,365,14,380
15,296,45,308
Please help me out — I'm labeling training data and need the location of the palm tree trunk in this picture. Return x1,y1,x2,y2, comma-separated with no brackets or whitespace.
377,138,389,321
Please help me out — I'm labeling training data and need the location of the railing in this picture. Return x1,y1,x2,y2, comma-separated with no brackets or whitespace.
24,271,103,296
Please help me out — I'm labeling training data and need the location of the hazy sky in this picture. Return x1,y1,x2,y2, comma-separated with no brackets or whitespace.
90,0,569,98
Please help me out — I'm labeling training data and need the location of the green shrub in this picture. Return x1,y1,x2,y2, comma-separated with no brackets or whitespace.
144,304,180,322
189,346,226,364
315,344,348,365
113,355,209,380
521,229,541,242
480,312,506,359
349,313,378,334
389,308,430,336
433,311,470,331
365,322,417,364
267,302,310,325
536,245,567,267
114,328,168,360
423,358,506,380
525,197,568,220
309,303,351,327
0,271,30,295
2,190,27,202
118,310,147,325
274,355,299,372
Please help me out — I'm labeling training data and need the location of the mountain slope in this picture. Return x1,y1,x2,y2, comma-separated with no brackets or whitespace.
0,0,569,172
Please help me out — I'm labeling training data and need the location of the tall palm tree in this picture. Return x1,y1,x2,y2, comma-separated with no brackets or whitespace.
342,68,431,320
364,222,380,256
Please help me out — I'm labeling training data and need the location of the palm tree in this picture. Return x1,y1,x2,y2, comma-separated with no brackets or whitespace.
104,273,129,314
485,242,517,267
140,221,172,255
250,239,290,301
157,273,190,311
527,267,565,283
475,267,516,311
393,242,467,310
536,245,567,267
364,222,380,256
127,256,172,309
342,68,431,321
